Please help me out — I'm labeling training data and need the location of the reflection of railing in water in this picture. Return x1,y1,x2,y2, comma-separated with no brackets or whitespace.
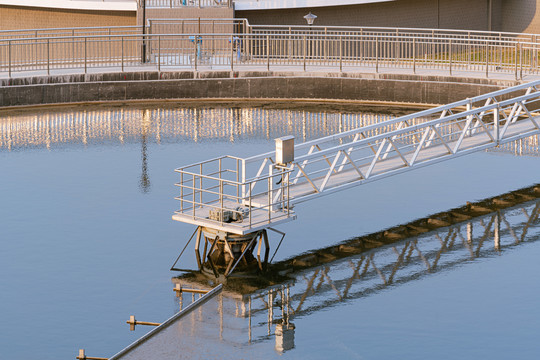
0,107,407,151
1,106,538,155
172,186,540,348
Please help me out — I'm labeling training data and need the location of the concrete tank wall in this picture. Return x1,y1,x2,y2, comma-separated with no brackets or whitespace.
0,71,519,109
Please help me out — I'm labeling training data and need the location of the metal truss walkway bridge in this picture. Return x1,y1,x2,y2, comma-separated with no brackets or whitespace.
173,80,540,236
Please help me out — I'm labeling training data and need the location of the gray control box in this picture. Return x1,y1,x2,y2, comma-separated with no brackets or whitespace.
275,135,294,165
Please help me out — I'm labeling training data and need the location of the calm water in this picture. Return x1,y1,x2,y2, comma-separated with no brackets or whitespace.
0,104,539,360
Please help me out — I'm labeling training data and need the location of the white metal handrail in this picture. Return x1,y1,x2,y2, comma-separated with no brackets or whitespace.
174,80,540,232
0,32,537,78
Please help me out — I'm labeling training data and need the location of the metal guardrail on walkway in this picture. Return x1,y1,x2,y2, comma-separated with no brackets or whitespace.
173,80,540,234
1,32,538,79
2,19,540,79
3,19,540,78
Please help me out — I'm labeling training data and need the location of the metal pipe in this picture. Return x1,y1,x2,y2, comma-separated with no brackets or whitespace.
267,34,270,71
121,36,124,72
339,36,343,72
8,40,11,78
84,37,87,73
376,37,379,73
47,38,50,75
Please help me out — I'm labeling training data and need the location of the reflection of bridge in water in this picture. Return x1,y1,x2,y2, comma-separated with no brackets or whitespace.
162,186,539,355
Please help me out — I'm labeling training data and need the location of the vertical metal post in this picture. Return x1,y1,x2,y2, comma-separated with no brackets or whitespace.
141,0,147,63
194,38,198,71
375,37,379,73
267,35,270,71
73,29,76,66
467,32,471,69
339,36,343,72
515,42,518,80
413,37,416,74
288,27,292,61
192,174,196,219
121,36,124,72
47,38,50,75
84,37,87,73
449,39,452,76
494,104,500,144
267,176,271,223
180,172,184,212
303,35,307,71
485,41,489,78
466,98,472,136
158,35,161,72
212,20,215,54
231,35,234,71
199,163,203,207
324,27,328,61
8,40,11,78
520,42,523,80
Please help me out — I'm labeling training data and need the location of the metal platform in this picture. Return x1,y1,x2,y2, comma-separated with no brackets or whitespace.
173,80,540,234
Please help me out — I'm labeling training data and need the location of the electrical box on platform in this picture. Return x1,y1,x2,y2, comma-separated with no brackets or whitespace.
275,136,294,165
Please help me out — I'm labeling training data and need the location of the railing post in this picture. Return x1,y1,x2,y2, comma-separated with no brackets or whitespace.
485,40,489,78
303,35,307,71
158,35,161,72
413,37,416,74
194,37,198,71
193,174,196,220
515,42,518,80
467,32,471,69
47,38,50,75
449,39,452,76
84,37,87,73
267,34,270,71
520,42,523,80
288,27,292,61
230,35,234,71
375,37,379,73
121,36,124,72
8,40,11,78
494,104,500,144
339,35,343,72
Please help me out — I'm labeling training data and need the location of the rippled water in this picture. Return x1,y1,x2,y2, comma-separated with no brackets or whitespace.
0,104,538,360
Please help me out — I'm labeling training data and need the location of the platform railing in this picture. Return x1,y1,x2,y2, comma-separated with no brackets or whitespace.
1,32,538,79
174,156,293,231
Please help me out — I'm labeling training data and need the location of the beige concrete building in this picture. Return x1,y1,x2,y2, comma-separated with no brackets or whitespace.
236,0,540,34
0,1,136,31
1,0,540,34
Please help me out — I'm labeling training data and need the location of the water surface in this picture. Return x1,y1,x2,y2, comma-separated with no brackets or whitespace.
0,104,538,359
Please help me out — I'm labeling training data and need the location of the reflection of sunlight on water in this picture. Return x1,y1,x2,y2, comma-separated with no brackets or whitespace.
1,106,538,157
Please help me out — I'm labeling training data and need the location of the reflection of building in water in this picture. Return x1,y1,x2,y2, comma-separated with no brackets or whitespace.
163,186,539,356
1,106,538,156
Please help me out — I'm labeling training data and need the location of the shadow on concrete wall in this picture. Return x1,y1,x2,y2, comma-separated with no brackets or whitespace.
501,0,537,33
